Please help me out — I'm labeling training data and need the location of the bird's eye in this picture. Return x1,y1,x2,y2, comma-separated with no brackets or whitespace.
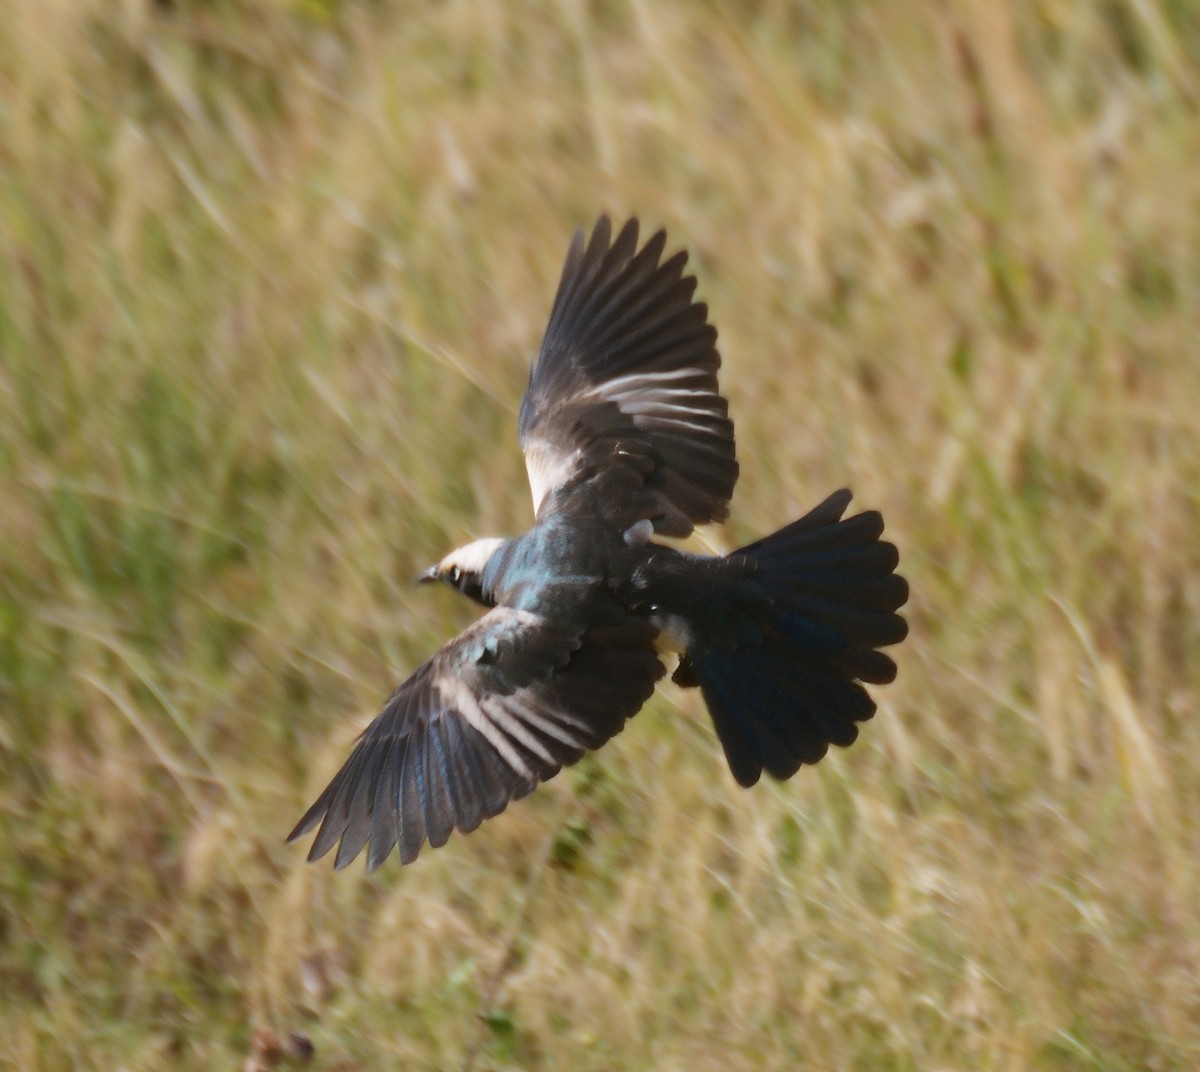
450,566,462,584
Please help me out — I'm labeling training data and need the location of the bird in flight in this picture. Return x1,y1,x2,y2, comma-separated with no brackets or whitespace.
289,216,908,870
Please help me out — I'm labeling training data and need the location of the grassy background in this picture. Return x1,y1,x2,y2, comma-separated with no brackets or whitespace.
3,1,1200,1069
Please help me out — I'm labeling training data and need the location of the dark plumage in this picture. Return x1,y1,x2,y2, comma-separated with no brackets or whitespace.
288,216,908,869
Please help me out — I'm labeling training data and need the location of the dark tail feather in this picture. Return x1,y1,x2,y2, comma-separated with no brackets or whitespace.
689,489,908,787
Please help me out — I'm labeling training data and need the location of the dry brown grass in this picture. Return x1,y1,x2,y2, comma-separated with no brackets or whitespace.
2,1,1200,1069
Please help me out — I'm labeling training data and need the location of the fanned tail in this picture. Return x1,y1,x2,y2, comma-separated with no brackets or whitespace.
688,489,908,787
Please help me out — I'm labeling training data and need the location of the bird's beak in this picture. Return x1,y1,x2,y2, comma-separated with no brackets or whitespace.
417,565,440,585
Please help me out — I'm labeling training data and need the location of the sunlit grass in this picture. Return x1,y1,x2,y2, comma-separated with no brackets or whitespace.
2,1,1199,1069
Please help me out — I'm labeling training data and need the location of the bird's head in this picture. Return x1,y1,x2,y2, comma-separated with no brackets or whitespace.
418,537,506,606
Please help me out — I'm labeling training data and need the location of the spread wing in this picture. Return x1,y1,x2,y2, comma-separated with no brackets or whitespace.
519,216,739,537
288,609,664,869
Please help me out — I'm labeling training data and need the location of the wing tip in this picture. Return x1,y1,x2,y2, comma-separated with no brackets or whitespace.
286,797,328,847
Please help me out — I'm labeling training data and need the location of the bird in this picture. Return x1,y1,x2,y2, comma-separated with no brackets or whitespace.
288,216,908,870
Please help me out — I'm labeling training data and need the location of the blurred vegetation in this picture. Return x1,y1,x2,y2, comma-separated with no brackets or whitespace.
2,1,1200,1069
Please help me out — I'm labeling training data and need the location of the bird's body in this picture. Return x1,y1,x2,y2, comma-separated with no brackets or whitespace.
289,217,908,870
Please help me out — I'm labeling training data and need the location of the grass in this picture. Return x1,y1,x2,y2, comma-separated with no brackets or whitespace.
2,0,1200,1068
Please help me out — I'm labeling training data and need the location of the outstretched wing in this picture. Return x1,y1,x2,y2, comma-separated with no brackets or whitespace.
288,609,663,869
519,216,739,537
